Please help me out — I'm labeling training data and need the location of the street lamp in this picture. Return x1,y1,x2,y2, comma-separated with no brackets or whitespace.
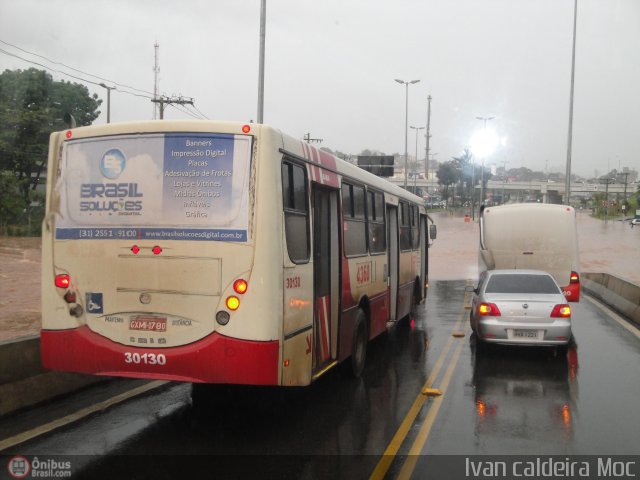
473,116,496,212
565,0,578,205
99,83,116,123
410,125,425,192
395,79,420,189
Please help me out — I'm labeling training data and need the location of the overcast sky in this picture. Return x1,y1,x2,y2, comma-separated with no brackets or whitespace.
1,0,639,178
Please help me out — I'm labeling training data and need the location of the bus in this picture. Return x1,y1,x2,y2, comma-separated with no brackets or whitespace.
41,120,436,386
479,203,580,302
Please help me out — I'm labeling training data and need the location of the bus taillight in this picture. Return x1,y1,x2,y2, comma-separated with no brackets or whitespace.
226,296,240,311
233,279,248,294
152,246,163,255
242,124,251,133
55,274,71,289
131,245,140,254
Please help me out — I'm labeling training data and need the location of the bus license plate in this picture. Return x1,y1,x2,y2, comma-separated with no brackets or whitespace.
513,329,539,339
130,316,167,332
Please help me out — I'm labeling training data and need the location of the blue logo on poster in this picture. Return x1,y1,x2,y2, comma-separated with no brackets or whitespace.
86,293,104,314
100,149,126,179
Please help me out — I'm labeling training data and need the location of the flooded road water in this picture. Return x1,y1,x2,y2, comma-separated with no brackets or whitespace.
0,211,638,341
6,278,639,479
0,237,41,341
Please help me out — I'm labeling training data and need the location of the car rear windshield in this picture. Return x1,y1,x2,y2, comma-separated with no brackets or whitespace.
485,274,561,294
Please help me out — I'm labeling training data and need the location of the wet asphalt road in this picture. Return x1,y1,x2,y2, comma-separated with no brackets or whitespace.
2,280,640,479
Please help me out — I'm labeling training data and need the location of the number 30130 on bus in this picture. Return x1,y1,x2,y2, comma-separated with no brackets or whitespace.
41,120,436,387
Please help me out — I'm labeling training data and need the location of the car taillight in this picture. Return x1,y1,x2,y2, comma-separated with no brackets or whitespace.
55,274,71,289
551,304,571,318
478,302,501,316
570,271,579,284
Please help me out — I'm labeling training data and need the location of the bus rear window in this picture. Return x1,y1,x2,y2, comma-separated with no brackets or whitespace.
55,133,252,242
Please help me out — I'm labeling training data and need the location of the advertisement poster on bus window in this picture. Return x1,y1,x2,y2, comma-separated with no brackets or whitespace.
55,133,251,242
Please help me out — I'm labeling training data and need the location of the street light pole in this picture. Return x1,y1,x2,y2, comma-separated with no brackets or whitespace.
257,0,266,123
410,125,425,192
425,95,432,192
565,0,578,205
395,79,420,189
99,83,116,123
476,116,495,210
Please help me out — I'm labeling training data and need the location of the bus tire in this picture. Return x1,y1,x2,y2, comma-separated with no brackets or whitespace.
413,278,423,305
348,309,368,378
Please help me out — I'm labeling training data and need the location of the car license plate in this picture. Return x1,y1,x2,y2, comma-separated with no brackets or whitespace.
130,316,167,332
512,329,540,339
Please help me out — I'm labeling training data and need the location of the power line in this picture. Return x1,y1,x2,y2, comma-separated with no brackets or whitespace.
0,40,211,120
0,38,154,97
0,47,154,100
190,104,210,120
152,96,194,120
168,103,202,120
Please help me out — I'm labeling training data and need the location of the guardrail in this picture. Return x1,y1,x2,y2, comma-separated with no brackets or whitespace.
582,273,640,327
0,335,104,417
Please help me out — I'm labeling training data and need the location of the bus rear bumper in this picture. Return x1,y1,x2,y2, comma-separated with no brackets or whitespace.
41,327,279,385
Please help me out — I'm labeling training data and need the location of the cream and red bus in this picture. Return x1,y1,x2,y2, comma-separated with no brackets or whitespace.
479,203,580,302
41,120,435,386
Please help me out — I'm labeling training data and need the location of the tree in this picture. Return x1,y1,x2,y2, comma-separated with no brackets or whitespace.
437,161,461,206
0,68,102,232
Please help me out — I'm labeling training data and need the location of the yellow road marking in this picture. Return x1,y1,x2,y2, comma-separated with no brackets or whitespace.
369,311,466,480
584,295,640,339
397,339,464,479
0,380,168,452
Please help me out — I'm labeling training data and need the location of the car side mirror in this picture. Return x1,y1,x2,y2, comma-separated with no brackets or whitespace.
465,285,478,294
429,224,437,240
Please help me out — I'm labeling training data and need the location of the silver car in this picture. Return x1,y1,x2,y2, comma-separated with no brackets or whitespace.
469,269,572,347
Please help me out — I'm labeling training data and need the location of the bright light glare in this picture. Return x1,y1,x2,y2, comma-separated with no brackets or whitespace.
470,128,499,158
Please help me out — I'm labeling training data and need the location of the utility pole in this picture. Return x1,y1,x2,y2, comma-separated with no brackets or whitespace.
99,83,116,123
151,96,194,120
303,133,323,144
257,0,266,123
153,42,160,120
425,95,432,185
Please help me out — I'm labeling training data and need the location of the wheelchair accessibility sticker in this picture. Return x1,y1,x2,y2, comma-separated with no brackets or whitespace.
86,293,104,314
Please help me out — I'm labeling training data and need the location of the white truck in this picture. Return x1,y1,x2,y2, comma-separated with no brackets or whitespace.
479,203,581,302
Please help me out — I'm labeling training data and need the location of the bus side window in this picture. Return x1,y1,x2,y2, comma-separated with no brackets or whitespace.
399,201,412,251
368,190,386,254
410,205,420,250
282,161,310,263
342,182,367,257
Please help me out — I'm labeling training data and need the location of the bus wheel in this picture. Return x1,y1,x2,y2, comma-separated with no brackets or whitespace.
348,309,368,378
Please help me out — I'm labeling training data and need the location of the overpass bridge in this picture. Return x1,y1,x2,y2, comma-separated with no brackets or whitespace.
386,177,636,199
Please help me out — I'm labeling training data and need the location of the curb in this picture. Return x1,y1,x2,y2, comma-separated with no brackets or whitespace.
0,335,105,417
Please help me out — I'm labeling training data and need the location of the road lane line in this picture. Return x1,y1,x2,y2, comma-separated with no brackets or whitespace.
370,310,467,480
397,338,464,479
584,295,640,339
0,380,168,452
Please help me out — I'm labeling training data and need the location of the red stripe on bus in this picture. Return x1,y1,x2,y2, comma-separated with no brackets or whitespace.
318,149,336,169
301,141,310,160
41,327,279,385
310,145,319,163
